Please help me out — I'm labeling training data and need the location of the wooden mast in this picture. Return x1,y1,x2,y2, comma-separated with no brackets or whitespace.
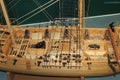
79,0,83,29
78,0,83,50
78,0,85,79
0,0,15,45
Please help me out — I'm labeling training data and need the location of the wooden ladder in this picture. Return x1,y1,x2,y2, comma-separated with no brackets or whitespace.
108,27,120,65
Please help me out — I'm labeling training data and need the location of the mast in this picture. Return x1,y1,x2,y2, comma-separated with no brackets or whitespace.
0,0,16,45
78,0,83,29
77,0,83,50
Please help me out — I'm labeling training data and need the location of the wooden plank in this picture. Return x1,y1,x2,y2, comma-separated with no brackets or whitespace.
26,59,31,70
13,73,82,80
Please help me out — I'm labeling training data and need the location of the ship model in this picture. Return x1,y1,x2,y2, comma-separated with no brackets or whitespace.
0,0,120,80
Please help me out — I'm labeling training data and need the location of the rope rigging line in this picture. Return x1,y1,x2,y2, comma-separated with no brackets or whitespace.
48,26,57,55
11,0,56,24
85,0,90,27
60,27,65,55
6,0,15,6
19,0,59,24
69,27,72,55
59,0,61,19
36,0,54,21
45,27,51,55
73,0,77,25
61,0,77,17
56,27,63,55
8,0,22,11
0,0,21,23
86,0,90,17
33,0,53,21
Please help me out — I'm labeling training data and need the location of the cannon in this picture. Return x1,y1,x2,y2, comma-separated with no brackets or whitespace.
88,44,100,49
34,41,46,48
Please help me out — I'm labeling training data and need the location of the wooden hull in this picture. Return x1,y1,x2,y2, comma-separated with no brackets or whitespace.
0,60,120,77
1,0,120,78
0,26,120,77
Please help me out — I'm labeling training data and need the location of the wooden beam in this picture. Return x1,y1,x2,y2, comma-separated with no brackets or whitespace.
0,0,11,27
80,77,85,80
78,0,84,50
0,0,16,45
7,72,15,80
108,27,120,65
78,0,83,28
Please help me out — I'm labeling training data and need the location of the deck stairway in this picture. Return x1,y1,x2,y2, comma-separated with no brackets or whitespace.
108,27,120,65
10,38,30,57
10,38,31,69
0,30,10,53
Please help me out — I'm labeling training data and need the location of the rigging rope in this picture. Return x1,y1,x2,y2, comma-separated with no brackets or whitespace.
85,0,90,27
0,0,21,23
74,0,77,25
6,0,15,6
59,0,61,19
33,0,53,21
86,0,90,17
11,0,56,24
19,0,59,24
8,0,22,11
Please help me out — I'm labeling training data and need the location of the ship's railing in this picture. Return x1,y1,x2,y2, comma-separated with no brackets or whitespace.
20,18,78,27
20,13,120,28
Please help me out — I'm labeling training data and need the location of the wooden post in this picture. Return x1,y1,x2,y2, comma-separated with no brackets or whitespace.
78,0,83,29
0,0,16,45
80,76,85,80
26,59,31,70
78,0,84,50
7,72,15,80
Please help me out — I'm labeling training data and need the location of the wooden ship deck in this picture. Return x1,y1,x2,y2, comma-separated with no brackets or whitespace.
0,0,120,80
0,26,120,77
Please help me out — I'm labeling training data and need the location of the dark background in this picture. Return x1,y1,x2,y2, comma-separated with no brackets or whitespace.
0,0,120,24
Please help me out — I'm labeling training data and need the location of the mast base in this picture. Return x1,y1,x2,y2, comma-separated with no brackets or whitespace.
7,72,15,80
80,77,85,80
